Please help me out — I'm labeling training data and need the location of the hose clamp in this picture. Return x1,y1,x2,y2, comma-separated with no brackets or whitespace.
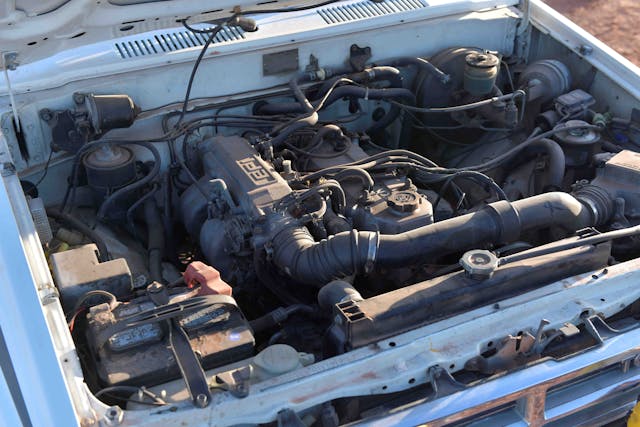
364,231,379,274
485,201,521,244
365,68,376,80
579,196,601,226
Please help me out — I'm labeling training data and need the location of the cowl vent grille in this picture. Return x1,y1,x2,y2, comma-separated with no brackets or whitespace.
114,26,246,59
318,0,427,24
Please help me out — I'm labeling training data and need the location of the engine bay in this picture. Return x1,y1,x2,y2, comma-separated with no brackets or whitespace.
9,16,640,418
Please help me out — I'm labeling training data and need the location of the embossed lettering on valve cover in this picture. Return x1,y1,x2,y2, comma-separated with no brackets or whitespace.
237,157,276,186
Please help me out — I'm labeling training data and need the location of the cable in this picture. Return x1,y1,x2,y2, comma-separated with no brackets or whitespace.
433,170,507,212
296,195,328,224
298,150,439,183
126,183,160,238
95,386,166,406
269,77,357,139
300,181,346,211
501,61,516,92
332,167,375,190
285,141,352,159
96,141,162,221
175,0,346,126
283,126,352,159
61,131,175,213
282,180,347,214
46,207,111,261
391,90,526,114
69,290,118,320
175,18,236,128
33,148,53,189
412,124,601,175
183,0,344,27
499,225,640,266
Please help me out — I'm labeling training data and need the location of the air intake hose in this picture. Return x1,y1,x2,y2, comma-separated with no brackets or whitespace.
271,192,600,285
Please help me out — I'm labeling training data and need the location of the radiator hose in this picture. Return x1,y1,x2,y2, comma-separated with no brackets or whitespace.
271,192,602,285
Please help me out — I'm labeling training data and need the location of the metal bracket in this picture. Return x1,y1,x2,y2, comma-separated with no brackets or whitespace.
1,52,18,71
530,318,551,354
0,161,15,177
39,287,60,305
517,0,530,35
514,0,531,59
582,314,621,344
147,283,212,408
527,319,580,355
305,54,320,73
465,332,538,375
211,365,251,397
427,365,465,398
349,44,371,72
276,408,306,427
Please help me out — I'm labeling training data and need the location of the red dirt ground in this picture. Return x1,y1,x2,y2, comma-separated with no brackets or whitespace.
544,0,640,66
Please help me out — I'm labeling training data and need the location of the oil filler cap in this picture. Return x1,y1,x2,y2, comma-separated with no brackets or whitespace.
387,190,420,213
460,250,499,280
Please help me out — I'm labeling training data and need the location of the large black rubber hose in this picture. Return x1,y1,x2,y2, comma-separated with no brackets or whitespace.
316,66,403,98
520,138,566,190
143,199,164,283
384,57,450,84
271,192,598,285
46,208,111,261
96,141,162,221
257,86,416,115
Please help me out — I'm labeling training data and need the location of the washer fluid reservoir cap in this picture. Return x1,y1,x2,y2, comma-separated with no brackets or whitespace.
253,344,302,376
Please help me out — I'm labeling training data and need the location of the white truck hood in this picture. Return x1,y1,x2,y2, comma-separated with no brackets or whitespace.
0,0,516,66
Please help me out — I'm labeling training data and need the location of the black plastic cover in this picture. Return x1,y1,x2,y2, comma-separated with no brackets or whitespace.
327,243,610,353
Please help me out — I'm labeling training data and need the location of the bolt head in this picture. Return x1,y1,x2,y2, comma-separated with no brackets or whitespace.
579,44,594,56
195,393,209,408
103,406,123,426
39,109,53,121
73,92,86,104
146,281,164,293
80,417,96,427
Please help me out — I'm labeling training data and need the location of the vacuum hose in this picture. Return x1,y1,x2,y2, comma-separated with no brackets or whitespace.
144,199,165,283
271,192,600,285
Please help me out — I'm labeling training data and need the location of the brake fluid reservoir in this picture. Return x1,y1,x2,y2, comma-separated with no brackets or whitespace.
464,52,500,96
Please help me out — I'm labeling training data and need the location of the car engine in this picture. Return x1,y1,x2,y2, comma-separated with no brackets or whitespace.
24,43,640,412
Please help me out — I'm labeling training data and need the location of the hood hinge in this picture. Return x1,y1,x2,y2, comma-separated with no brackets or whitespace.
518,0,530,34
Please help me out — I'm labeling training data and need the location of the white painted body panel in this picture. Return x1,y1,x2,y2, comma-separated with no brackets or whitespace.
1,1,640,425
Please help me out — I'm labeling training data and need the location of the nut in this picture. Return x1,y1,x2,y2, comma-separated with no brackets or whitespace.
103,406,123,426
195,393,209,408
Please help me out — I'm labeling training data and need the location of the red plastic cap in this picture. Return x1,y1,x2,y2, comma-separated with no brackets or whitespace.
183,261,233,296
